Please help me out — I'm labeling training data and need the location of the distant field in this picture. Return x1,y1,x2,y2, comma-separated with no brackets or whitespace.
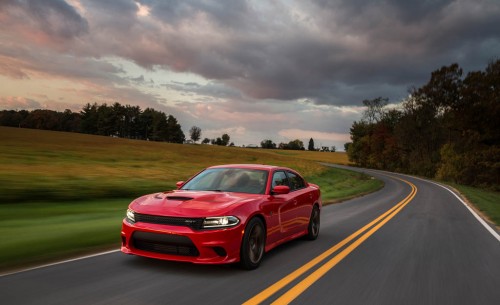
261,149,350,165
0,126,375,272
0,127,350,203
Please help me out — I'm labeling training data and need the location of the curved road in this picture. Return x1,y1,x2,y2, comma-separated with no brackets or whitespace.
1,166,499,304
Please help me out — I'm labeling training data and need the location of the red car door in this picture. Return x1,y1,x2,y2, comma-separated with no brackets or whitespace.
270,170,305,237
285,170,312,232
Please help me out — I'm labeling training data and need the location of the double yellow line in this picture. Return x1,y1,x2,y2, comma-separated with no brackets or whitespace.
243,176,417,305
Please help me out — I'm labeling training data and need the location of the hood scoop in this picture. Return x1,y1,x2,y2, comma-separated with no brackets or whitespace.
166,196,193,201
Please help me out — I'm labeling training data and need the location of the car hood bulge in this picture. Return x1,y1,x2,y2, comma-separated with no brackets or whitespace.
129,190,259,217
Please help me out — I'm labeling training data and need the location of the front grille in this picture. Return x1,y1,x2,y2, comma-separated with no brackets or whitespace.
132,231,199,257
135,213,204,230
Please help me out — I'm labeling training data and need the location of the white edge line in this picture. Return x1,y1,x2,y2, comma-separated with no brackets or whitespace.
364,168,500,243
0,249,120,277
423,179,500,243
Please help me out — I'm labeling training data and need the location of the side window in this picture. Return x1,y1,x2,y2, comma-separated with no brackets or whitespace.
287,171,306,191
272,171,289,189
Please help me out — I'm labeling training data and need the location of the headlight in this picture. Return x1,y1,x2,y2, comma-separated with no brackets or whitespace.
126,209,135,223
202,216,239,229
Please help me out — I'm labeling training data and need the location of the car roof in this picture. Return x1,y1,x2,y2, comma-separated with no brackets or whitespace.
208,164,292,171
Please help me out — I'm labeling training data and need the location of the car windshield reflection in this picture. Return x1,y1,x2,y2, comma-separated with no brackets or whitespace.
180,168,268,194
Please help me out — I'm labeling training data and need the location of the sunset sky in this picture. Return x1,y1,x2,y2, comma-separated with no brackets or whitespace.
1,0,499,148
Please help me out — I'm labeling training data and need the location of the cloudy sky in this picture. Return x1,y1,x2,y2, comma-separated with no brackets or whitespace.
1,0,499,148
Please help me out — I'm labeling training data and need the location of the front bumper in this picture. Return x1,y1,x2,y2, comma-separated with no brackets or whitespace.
121,219,245,264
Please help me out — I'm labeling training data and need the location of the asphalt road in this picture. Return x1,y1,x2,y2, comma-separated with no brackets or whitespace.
1,167,499,305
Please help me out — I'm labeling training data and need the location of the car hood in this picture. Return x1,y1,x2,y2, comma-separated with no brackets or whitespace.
129,190,259,217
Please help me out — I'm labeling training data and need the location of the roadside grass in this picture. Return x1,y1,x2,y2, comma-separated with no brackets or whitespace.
450,184,500,227
0,199,125,272
0,126,380,272
309,167,384,203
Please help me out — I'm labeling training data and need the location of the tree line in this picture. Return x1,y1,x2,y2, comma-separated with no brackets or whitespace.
260,139,305,150
0,102,186,143
346,60,499,190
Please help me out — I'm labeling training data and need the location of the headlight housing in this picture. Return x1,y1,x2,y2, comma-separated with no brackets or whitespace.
126,209,135,223
202,216,239,229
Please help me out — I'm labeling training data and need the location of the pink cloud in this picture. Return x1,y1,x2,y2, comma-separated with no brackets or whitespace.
0,96,42,110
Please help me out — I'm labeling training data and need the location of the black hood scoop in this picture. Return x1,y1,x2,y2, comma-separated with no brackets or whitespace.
166,196,193,201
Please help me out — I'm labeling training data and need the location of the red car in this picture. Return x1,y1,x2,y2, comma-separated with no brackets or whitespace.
121,164,321,269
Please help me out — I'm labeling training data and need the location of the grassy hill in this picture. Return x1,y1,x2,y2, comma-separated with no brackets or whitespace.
0,126,352,203
0,126,382,272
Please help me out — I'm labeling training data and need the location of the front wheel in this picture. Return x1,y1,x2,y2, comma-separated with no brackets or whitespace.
306,206,320,240
240,217,265,270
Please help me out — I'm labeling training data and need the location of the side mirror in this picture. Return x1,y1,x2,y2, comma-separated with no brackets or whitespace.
272,185,290,195
176,181,184,189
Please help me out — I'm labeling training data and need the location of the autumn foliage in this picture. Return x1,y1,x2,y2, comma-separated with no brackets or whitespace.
347,60,499,190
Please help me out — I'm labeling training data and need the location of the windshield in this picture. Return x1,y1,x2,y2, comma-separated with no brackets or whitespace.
181,168,268,194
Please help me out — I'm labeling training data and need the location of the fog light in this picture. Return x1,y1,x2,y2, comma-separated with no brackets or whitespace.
213,247,227,257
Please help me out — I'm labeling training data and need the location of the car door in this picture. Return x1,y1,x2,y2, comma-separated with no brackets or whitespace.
264,171,293,242
270,170,307,236
285,170,313,232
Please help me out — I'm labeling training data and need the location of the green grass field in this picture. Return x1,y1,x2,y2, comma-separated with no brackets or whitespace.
0,126,381,272
0,200,124,271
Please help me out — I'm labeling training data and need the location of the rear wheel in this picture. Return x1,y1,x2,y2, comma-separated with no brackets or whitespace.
306,206,320,240
240,217,265,270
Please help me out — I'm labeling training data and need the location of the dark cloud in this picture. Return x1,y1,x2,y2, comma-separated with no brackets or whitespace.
1,0,499,108
125,0,500,105
143,0,251,29
0,0,88,40
163,81,243,100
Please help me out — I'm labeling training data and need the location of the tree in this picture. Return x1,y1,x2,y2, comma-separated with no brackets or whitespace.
80,103,98,134
308,138,315,151
362,97,388,124
0,110,29,128
202,138,210,144
1,102,189,145
122,105,141,138
189,126,202,143
346,60,499,189
260,139,277,149
221,133,230,146
331,146,336,152
166,115,185,143
140,108,167,141
286,139,305,150
60,109,81,132
347,120,370,166
344,142,351,152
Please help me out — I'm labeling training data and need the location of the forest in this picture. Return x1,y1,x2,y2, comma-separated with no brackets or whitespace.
346,60,499,190
0,102,185,143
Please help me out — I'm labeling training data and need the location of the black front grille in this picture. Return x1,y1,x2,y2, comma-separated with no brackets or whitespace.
132,231,199,257
135,213,204,230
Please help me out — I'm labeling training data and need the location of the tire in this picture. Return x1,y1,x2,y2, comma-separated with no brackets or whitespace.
240,217,266,270
306,205,320,240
